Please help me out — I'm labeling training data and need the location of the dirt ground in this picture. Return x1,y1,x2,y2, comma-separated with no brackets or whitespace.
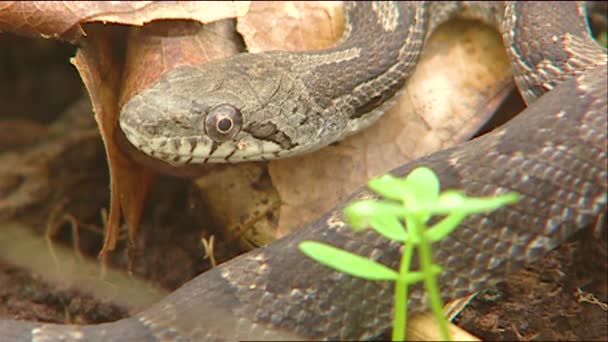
1,21,607,341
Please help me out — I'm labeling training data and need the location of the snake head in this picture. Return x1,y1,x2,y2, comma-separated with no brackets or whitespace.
119,54,317,165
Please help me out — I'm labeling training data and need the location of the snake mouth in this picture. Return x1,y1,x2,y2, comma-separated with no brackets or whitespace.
119,123,288,164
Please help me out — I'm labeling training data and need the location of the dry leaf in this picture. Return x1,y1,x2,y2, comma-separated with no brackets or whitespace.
120,19,244,109
238,1,343,53
0,1,249,42
69,25,151,258
407,312,481,341
195,163,281,250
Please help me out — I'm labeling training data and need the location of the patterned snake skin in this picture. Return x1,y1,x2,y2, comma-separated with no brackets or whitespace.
2,1,607,341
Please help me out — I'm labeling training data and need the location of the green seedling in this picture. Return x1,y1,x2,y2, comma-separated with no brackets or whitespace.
299,167,519,341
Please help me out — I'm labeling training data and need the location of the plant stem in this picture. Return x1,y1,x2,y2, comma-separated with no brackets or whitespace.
392,241,414,341
416,219,451,341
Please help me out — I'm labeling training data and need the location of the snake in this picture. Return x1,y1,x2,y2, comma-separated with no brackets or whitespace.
2,1,607,341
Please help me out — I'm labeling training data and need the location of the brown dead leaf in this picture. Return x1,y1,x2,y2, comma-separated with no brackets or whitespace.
79,2,249,27
237,1,343,53
407,312,480,341
120,19,244,107
0,1,249,42
269,19,513,237
195,163,281,250
70,25,152,260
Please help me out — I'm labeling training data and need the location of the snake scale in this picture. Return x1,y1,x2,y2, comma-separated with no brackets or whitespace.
2,1,607,341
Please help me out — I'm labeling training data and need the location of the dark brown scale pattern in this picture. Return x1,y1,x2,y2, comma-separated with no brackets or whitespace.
1,1,607,341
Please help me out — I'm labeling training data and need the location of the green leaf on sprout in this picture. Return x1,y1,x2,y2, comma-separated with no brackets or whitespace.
397,191,519,216
299,241,399,280
425,212,467,242
368,174,410,201
401,167,440,223
345,200,405,230
369,215,408,241
434,191,519,215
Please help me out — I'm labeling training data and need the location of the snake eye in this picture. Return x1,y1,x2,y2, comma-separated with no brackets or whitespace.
204,104,242,142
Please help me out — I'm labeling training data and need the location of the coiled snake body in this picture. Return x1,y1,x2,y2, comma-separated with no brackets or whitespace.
2,1,607,340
